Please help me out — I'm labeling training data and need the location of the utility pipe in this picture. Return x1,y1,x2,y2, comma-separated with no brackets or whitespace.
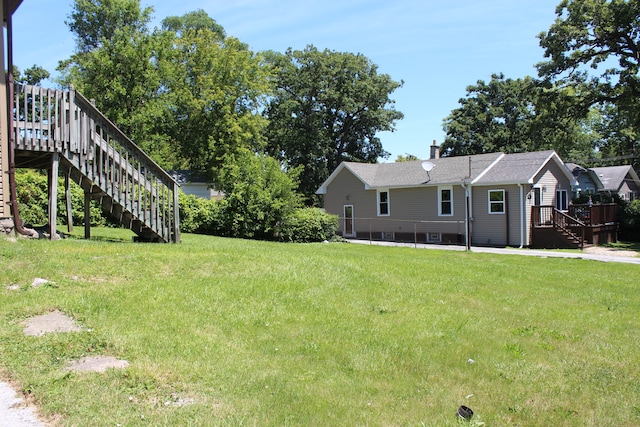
6,12,35,237
518,183,524,248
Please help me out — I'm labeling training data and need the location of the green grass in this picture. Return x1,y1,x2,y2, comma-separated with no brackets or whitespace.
1,229,639,426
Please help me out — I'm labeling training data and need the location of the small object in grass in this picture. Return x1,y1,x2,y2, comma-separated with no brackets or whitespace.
457,405,473,420
467,358,475,364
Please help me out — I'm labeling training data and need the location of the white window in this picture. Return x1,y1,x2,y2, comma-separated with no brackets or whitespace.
556,189,568,211
377,189,390,216
438,186,453,216
488,190,505,214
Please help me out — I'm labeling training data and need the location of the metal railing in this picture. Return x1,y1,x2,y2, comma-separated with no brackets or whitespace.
338,216,467,247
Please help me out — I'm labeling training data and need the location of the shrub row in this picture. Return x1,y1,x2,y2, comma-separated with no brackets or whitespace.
179,192,338,242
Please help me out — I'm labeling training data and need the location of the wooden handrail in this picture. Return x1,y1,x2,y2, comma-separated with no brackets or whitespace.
12,83,180,242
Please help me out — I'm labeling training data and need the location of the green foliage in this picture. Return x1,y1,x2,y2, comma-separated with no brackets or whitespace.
216,151,301,240
620,199,640,242
537,0,640,168
442,73,595,158
160,25,270,176
66,0,153,53
1,233,639,425
177,192,221,234
264,45,404,204
275,207,338,242
15,170,105,227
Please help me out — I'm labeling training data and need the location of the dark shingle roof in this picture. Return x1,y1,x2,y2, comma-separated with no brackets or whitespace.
590,165,639,192
474,150,558,185
342,152,503,188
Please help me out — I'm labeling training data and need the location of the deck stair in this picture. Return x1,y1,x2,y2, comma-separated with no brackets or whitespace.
12,83,180,242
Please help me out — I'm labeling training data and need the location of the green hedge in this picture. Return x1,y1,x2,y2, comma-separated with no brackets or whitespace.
15,170,105,227
179,193,338,243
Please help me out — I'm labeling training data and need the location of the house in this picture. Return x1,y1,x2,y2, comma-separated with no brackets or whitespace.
565,163,600,198
169,170,223,200
590,165,640,201
317,149,616,248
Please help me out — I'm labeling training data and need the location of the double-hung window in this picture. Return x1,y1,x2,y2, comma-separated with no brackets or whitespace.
488,190,505,214
377,189,390,216
438,186,453,216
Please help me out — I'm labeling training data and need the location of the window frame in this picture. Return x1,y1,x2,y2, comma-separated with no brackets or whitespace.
488,189,505,214
438,186,453,216
377,189,390,216
556,189,568,211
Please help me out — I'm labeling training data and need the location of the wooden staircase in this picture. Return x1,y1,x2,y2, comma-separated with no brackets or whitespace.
12,83,180,242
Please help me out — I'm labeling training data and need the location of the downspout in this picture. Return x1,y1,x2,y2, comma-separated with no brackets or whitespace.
518,183,524,248
6,11,35,237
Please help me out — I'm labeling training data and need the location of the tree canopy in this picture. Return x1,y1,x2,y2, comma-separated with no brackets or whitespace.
537,0,640,165
441,73,595,159
263,45,404,204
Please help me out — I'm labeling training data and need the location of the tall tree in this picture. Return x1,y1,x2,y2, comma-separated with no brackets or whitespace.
58,0,169,162
537,0,640,166
441,73,595,159
264,45,404,204
66,0,152,53
160,12,271,177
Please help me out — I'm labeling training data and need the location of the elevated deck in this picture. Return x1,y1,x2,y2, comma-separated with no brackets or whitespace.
531,204,617,249
12,83,180,242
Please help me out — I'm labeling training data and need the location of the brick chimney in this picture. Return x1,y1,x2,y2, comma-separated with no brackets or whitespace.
430,140,440,159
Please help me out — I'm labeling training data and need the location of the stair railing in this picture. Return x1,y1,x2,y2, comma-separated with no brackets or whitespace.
12,83,180,242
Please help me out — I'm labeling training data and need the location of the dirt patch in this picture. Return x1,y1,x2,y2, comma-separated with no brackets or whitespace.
23,311,83,336
583,246,638,258
66,356,130,373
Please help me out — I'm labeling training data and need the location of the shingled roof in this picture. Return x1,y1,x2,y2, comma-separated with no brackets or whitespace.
317,150,574,194
590,165,640,192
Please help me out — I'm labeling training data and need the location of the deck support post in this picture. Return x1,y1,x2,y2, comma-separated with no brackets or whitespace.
65,172,73,233
84,191,91,240
48,153,59,240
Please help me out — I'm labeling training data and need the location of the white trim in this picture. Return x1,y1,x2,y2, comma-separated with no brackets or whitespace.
343,204,355,237
377,189,390,216
471,153,505,184
438,185,454,216
488,189,505,214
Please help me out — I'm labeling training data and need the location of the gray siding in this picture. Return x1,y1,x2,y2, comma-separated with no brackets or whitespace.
471,185,522,246
323,169,466,238
534,161,572,208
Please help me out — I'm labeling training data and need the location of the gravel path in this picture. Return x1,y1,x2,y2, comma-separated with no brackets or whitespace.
0,381,46,426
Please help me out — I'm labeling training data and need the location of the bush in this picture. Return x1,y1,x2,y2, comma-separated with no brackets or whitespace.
178,192,222,234
15,169,105,227
620,199,640,242
276,208,338,242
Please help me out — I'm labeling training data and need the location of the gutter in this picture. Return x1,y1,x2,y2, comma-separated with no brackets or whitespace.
518,183,524,248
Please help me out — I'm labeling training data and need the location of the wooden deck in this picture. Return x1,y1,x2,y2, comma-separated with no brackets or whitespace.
12,83,180,242
531,204,617,248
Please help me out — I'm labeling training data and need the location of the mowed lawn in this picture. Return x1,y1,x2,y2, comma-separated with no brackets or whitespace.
1,230,639,426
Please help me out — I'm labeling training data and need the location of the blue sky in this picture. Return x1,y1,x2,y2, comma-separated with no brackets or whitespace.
12,0,561,161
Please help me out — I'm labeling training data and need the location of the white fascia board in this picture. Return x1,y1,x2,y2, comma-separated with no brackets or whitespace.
470,153,505,184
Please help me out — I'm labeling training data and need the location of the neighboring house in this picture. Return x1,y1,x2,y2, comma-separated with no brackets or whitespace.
565,163,601,198
169,170,223,200
590,165,640,201
317,150,584,248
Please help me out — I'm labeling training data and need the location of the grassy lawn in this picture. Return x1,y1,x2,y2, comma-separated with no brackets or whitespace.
1,229,639,426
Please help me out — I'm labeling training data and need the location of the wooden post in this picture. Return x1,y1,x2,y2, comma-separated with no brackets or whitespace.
49,153,59,240
173,182,181,243
65,172,73,233
84,191,91,240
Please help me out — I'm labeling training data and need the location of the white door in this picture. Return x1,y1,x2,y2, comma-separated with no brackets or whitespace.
343,205,355,237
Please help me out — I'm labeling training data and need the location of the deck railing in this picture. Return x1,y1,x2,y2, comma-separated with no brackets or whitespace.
12,83,180,242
